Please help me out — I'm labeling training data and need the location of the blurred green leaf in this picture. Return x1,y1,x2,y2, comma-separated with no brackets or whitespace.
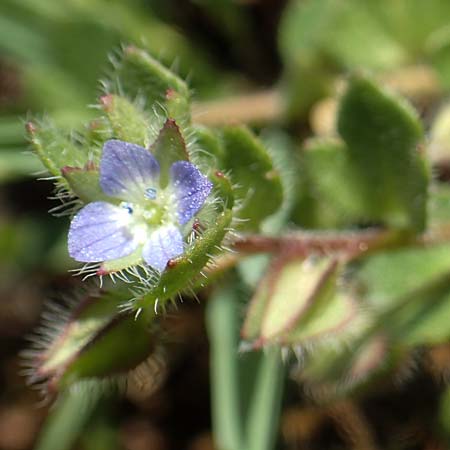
337,74,428,231
293,138,363,228
221,126,283,231
357,244,450,345
294,75,428,231
242,255,356,346
36,290,154,390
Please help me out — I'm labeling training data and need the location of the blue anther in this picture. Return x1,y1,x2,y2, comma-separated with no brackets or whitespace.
145,187,157,200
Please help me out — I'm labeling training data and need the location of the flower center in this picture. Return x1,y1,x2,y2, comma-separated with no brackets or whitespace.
119,188,178,233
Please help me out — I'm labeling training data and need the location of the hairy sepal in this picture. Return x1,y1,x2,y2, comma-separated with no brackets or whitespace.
27,289,155,393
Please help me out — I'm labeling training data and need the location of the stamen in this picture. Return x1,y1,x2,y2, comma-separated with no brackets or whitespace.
120,202,134,214
145,187,157,200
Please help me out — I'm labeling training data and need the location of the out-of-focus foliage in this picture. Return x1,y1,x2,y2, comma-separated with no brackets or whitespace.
4,1,450,450
279,0,450,117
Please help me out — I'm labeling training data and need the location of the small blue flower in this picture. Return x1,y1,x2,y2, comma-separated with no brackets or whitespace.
68,139,213,272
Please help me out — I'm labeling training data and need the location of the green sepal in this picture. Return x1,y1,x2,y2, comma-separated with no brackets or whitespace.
135,209,232,310
210,170,234,211
100,94,150,146
61,164,110,203
26,120,87,179
98,247,144,275
221,126,283,231
35,290,154,391
337,74,428,231
151,118,189,188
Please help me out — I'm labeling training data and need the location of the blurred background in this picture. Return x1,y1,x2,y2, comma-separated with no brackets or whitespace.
3,1,450,449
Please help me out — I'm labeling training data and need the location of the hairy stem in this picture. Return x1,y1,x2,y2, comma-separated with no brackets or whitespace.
234,225,450,260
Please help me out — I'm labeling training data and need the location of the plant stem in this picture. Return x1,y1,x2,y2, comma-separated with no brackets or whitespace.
206,285,244,450
245,348,285,450
192,89,283,126
233,225,450,260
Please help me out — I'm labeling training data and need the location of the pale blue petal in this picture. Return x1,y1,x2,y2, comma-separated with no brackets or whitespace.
142,225,184,272
170,161,213,225
68,201,139,262
100,139,159,201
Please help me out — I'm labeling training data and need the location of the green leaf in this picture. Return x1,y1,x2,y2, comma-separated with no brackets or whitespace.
242,255,356,346
357,244,450,311
135,209,232,310
221,126,283,231
357,244,450,346
337,74,428,231
151,118,189,188
34,290,154,390
261,257,339,341
293,138,364,229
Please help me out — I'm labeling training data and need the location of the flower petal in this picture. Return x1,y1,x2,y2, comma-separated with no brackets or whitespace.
68,201,139,262
170,161,213,225
100,139,159,201
142,225,184,272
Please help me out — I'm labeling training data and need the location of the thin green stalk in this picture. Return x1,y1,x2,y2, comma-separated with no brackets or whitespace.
206,285,244,450
245,348,285,450
35,383,102,450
